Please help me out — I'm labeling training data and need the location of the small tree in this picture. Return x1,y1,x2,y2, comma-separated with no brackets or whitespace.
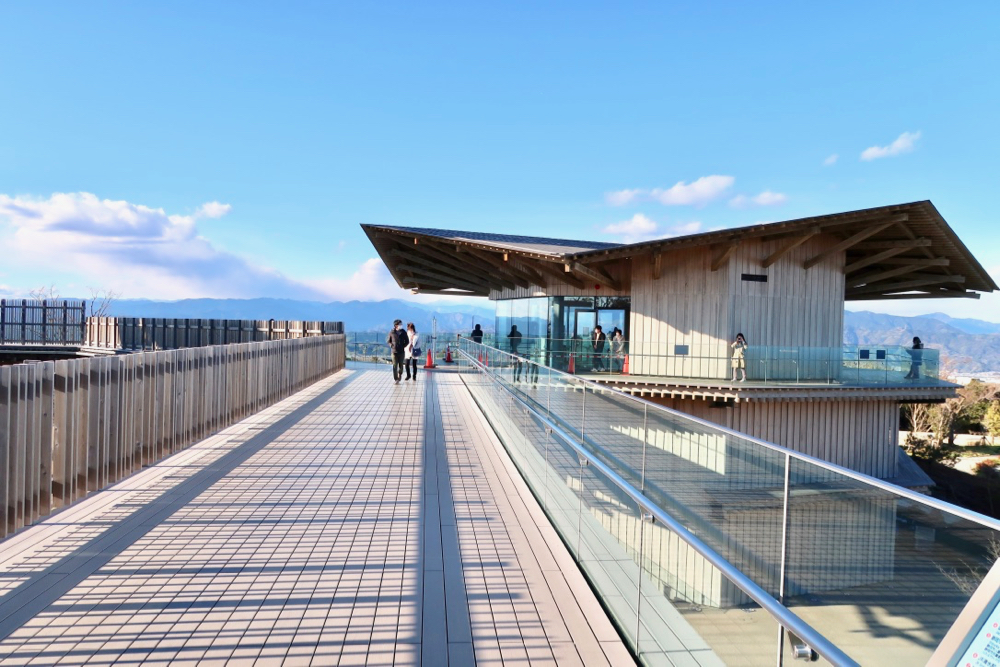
88,287,120,317
986,401,1000,446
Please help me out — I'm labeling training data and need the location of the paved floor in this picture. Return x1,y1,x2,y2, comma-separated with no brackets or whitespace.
0,365,631,666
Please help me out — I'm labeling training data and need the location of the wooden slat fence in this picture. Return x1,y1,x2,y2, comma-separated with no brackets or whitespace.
85,318,344,351
0,333,345,538
0,299,88,346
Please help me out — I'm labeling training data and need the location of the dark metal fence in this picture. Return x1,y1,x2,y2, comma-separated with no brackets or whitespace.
85,318,344,351
0,299,88,345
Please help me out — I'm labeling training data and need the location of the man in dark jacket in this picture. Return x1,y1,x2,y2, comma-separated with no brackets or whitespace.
471,324,484,344
591,325,607,372
387,319,409,383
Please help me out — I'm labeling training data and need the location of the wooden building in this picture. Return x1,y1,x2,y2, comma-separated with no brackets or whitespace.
363,201,997,485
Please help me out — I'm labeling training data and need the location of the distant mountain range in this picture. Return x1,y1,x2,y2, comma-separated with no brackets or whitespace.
106,299,1000,375
844,310,1000,376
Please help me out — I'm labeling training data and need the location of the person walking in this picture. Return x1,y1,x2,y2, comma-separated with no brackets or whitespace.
904,336,924,379
591,325,607,372
386,319,409,384
611,327,625,372
508,325,524,382
731,333,747,382
471,324,484,344
404,322,420,381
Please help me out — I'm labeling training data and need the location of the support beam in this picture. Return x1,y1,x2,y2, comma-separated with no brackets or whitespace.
711,242,739,272
762,227,820,268
848,260,954,288
461,247,537,288
565,262,621,291
411,288,488,297
851,238,932,251
398,264,491,293
873,257,950,267
652,251,662,281
847,275,965,297
850,290,979,301
529,258,585,289
803,218,902,269
392,246,516,290
844,246,922,274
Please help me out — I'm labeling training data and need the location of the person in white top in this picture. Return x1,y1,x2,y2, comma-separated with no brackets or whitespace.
404,322,420,381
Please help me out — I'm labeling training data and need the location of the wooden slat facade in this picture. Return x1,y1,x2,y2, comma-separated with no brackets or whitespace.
0,334,345,539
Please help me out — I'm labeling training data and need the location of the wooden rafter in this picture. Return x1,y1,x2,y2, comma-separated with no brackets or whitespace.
396,253,508,290
411,287,488,297
528,258,585,289
844,246,923,274
762,227,820,268
847,275,965,296
565,262,621,291
398,264,491,292
393,245,516,290
850,238,932,251
850,290,979,301
711,242,739,272
803,218,902,270
848,260,954,288
873,257,950,266
461,247,537,288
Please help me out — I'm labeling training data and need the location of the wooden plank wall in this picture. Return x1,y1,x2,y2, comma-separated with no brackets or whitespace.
489,259,631,300
649,397,899,479
85,318,345,351
0,334,345,539
629,236,845,379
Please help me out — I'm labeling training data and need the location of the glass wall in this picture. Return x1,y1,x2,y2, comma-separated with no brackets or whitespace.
496,296,631,371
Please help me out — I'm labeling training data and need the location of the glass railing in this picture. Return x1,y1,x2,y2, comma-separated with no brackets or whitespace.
477,336,943,385
345,332,466,365
455,339,999,666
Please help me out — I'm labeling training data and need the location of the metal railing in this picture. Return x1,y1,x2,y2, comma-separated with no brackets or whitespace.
484,336,943,385
0,299,87,346
456,339,1000,666
85,317,344,351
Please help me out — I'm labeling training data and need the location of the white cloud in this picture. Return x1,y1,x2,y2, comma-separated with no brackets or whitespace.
823,154,838,166
195,201,232,219
602,213,659,243
606,175,734,207
0,192,332,300
605,189,643,206
861,131,921,161
729,190,788,209
601,214,702,244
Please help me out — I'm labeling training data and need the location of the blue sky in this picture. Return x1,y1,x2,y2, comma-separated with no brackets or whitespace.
1,2,998,320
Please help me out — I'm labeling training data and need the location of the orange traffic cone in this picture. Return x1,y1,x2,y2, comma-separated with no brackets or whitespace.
445,346,453,363
568,352,576,374
622,354,630,375
424,348,436,369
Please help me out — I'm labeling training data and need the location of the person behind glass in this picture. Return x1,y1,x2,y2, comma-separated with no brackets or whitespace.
471,324,484,344
730,333,747,382
508,324,523,381
611,327,625,372
904,336,924,379
386,319,409,384
404,322,420,381
591,325,607,372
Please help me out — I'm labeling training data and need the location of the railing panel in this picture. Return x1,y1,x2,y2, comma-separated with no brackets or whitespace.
0,334,345,539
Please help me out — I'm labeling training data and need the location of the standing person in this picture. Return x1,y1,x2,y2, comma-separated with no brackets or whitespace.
904,336,924,379
611,327,625,373
591,325,607,372
471,324,484,344
386,319,409,384
508,325,523,382
404,322,420,381
731,333,747,382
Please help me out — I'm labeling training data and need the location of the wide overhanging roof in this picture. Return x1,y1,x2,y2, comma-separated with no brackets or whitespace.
361,201,997,300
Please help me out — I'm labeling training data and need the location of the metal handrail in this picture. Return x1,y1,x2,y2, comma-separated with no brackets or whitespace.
462,339,1000,532
458,347,859,666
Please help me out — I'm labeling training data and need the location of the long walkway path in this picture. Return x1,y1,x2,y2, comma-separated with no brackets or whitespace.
0,365,630,666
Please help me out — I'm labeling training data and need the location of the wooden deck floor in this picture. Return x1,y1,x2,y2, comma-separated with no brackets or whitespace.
0,366,631,666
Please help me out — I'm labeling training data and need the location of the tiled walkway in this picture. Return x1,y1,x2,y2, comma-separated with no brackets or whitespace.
0,366,630,666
